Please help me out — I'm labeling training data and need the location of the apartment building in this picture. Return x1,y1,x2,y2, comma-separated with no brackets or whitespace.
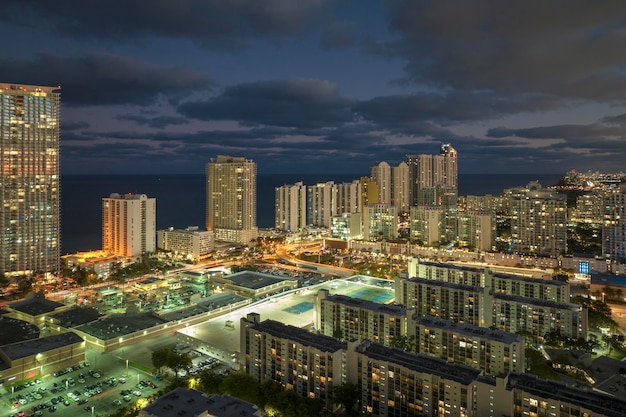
314,289,410,346
156,226,214,259
102,193,156,258
413,316,525,376
240,313,346,407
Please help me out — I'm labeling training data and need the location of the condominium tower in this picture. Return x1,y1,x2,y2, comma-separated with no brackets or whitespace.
0,83,61,275
407,143,458,206
102,193,156,258
206,156,258,245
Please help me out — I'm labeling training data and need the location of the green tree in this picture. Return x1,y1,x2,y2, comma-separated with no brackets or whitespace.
199,371,224,394
152,348,171,376
220,372,259,404
332,383,361,417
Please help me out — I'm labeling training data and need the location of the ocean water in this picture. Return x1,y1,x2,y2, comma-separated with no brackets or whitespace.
61,173,560,254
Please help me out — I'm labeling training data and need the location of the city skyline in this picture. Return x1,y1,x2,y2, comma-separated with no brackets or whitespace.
1,2,625,175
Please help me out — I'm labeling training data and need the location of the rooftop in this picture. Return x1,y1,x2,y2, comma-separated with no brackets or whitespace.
141,388,261,417
507,372,626,417
223,271,292,290
250,319,346,353
493,293,578,310
1,332,83,361
9,297,65,316
357,341,481,386
415,316,523,344
405,277,486,292
49,306,102,327
323,294,407,316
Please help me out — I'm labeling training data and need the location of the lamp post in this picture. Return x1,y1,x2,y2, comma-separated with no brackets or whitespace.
125,359,129,377
91,406,94,417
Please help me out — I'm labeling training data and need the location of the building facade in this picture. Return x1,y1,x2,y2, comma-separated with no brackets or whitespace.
206,155,258,245
307,181,335,228
156,226,214,259
412,316,525,376
371,161,392,204
102,193,156,258
364,204,398,241
0,83,61,275
314,289,410,346
240,313,346,407
275,181,307,232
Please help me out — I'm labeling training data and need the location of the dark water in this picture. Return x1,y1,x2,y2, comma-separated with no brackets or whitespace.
61,173,560,254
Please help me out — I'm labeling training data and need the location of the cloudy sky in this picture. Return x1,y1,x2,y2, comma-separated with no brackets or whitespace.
3,0,626,175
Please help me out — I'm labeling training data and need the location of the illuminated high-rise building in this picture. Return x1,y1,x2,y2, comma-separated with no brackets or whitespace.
275,181,306,232
407,143,458,206
102,193,156,258
0,83,60,275
206,155,258,244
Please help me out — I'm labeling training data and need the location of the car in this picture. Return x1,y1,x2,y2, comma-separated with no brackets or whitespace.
49,405,57,413
113,399,122,406
118,378,126,384
123,395,132,402
84,406,91,412
133,390,142,397
63,400,71,406
76,399,88,405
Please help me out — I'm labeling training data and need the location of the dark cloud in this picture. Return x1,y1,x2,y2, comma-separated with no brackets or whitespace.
320,20,358,49
2,0,333,48
382,1,626,102
178,79,356,128
0,52,211,106
487,124,625,140
355,91,563,127
117,114,189,129
61,120,90,131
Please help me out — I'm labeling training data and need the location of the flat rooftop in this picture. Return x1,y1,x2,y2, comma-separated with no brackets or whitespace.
405,277,486,292
250,319,346,353
0,316,40,345
415,316,523,344
49,306,102,327
322,293,407,316
493,293,577,310
9,297,65,316
142,388,260,417
357,341,481,386
75,313,167,340
1,332,83,361
223,271,290,290
507,372,626,417
194,292,247,309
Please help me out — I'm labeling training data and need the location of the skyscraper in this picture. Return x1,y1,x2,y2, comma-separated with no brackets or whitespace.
206,155,258,244
407,143,458,206
275,181,306,232
0,83,60,275
102,193,156,258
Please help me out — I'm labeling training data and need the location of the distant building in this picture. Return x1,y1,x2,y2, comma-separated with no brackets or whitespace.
275,181,307,232
139,387,261,417
335,180,362,215
363,204,398,240
407,143,458,207
102,193,156,258
0,83,61,275
602,183,626,260
206,155,258,245
62,251,127,280
307,181,335,227
456,210,496,251
371,161,392,204
409,205,445,246
330,212,362,240
508,182,567,256
157,226,214,259
392,161,410,212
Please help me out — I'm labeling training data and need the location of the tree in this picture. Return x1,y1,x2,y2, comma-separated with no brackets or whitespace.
199,371,224,394
332,383,360,417
220,373,259,404
152,348,171,376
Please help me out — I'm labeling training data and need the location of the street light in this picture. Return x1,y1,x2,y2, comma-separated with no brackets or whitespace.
91,406,94,417
126,359,129,377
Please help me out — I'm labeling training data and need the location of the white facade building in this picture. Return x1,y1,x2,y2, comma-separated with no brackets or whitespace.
275,181,307,232
102,193,156,258
157,226,214,259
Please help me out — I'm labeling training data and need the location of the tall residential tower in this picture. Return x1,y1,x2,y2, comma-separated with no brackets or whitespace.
0,84,61,275
102,193,156,258
206,155,258,244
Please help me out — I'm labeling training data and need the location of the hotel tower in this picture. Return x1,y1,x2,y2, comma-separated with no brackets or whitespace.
206,155,258,245
0,83,61,275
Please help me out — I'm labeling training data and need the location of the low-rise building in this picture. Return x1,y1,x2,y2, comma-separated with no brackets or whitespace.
157,226,214,260
211,271,297,299
139,387,261,417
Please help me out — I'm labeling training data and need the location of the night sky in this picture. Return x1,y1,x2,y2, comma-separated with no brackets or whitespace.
2,1,626,175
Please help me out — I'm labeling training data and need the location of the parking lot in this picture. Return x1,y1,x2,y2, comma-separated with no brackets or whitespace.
1,360,160,417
